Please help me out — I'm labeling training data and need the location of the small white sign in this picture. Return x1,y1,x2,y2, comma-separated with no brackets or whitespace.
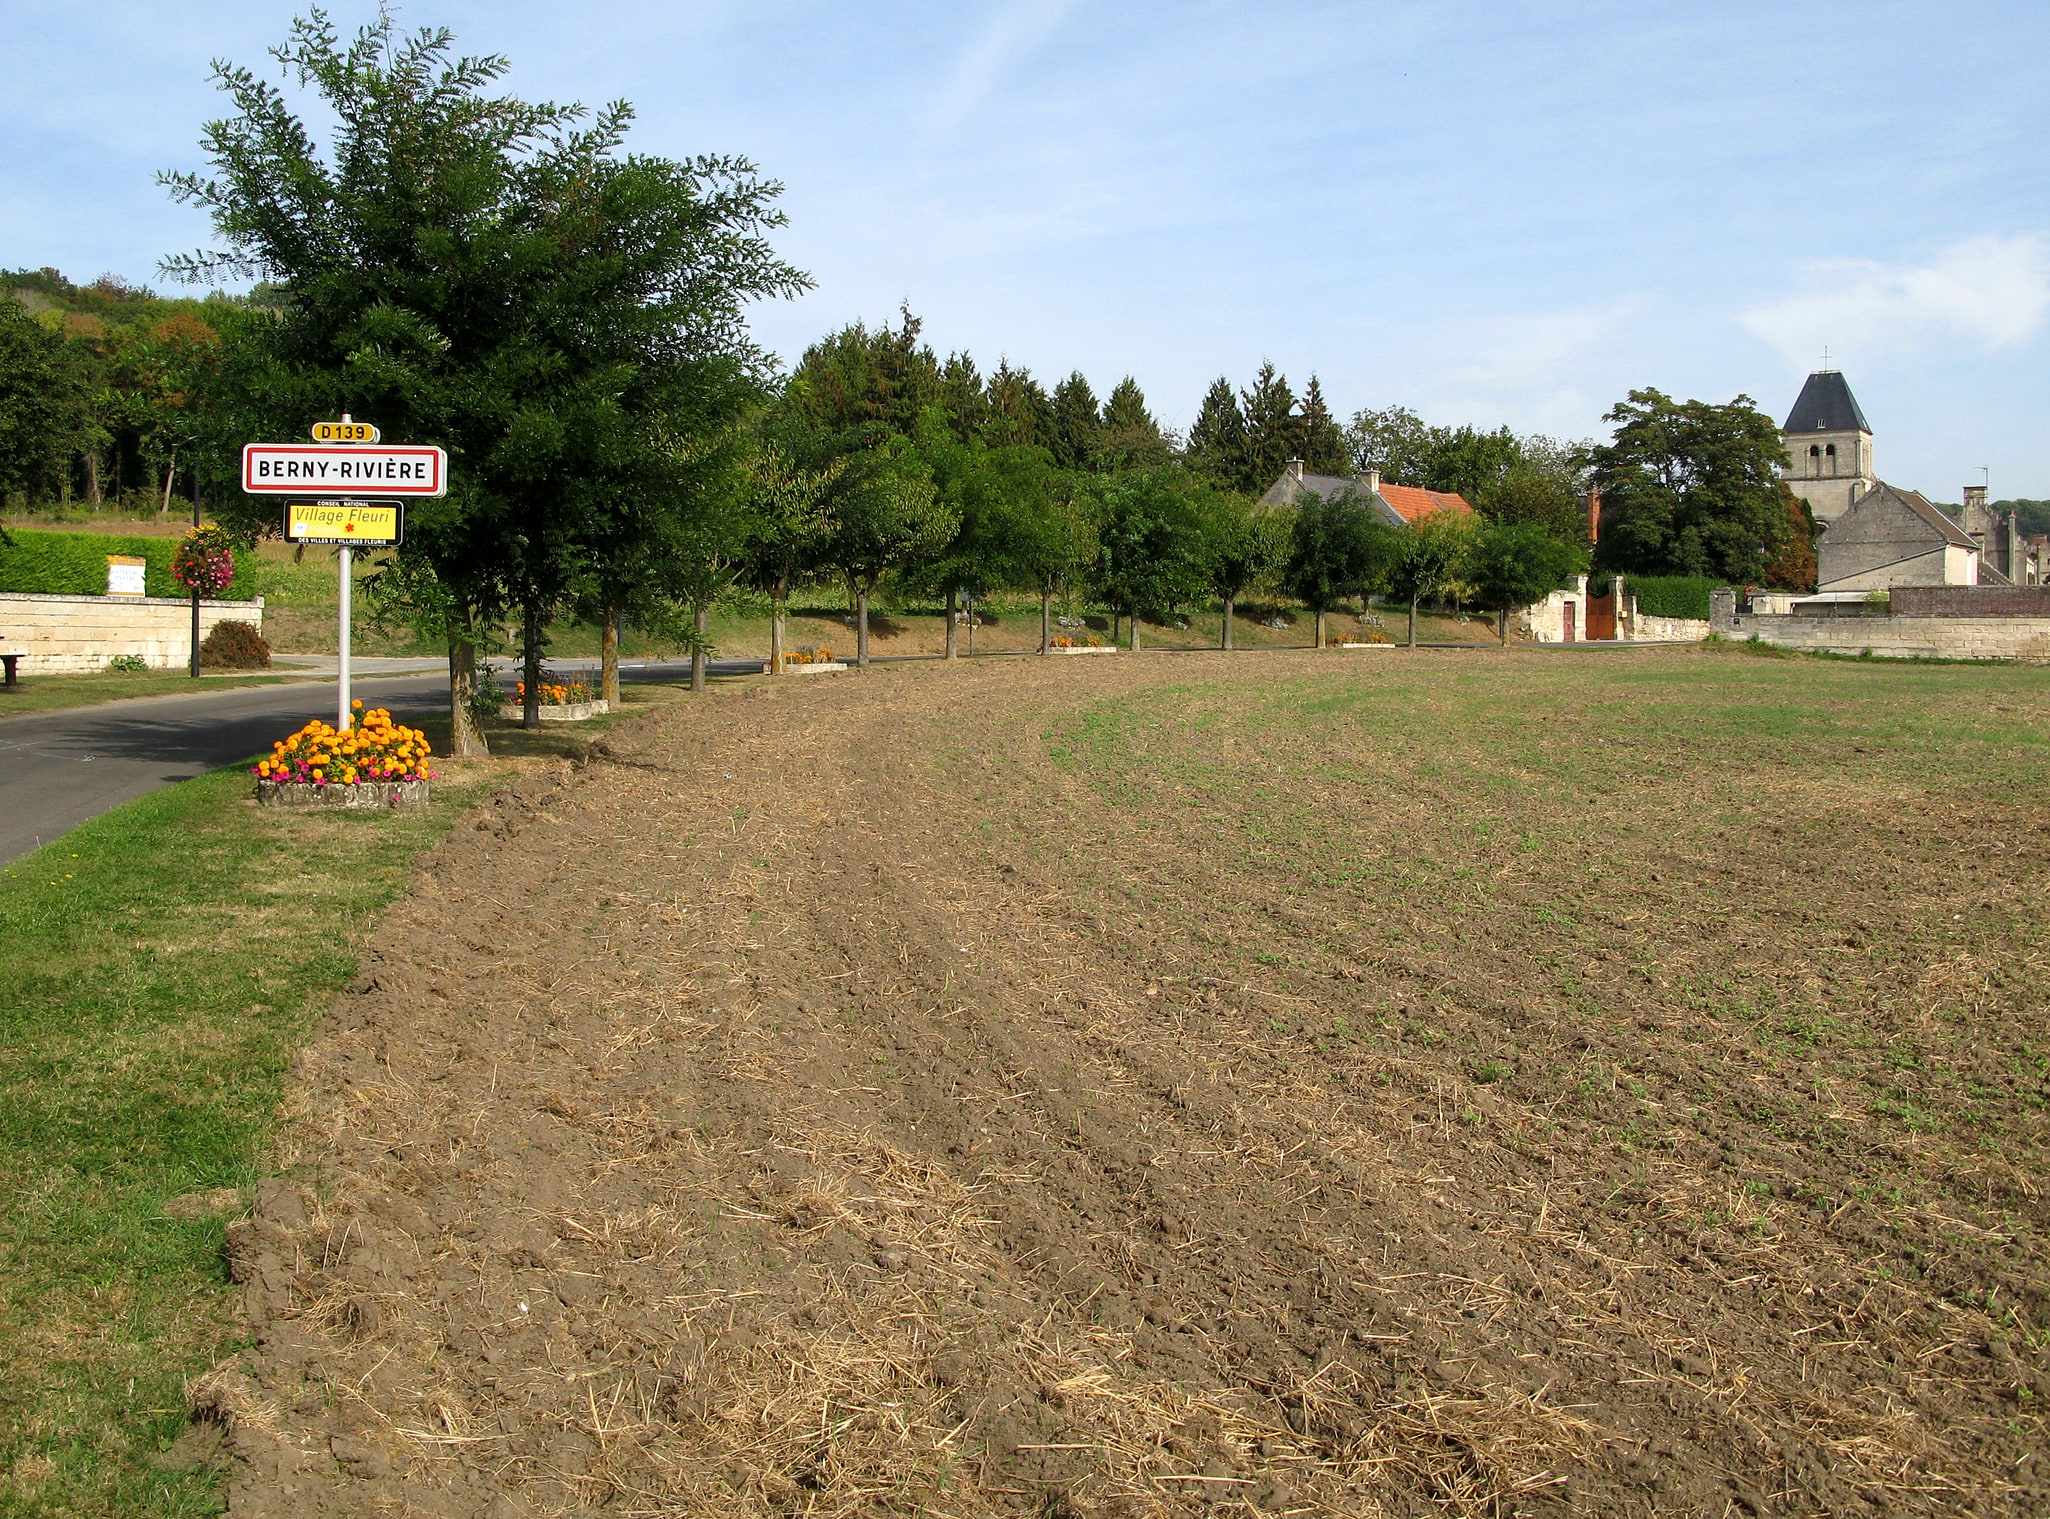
106,557,146,596
242,443,447,497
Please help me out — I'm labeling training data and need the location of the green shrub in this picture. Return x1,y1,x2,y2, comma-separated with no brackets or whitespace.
1628,575,1716,621
198,619,272,669
104,654,150,673
0,530,257,600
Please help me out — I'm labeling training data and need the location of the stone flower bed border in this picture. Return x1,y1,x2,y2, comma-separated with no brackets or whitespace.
255,778,431,809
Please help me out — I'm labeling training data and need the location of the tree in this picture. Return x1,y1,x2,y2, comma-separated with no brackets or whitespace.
1586,388,1790,584
1203,491,1286,649
1384,510,1476,647
1759,483,1818,592
820,435,950,666
1239,362,1299,491
0,300,83,503
739,432,840,675
1186,376,1251,492
785,305,941,437
1283,490,1384,648
164,10,807,750
1049,372,1102,472
1468,521,1586,643
1098,377,1171,471
938,351,989,443
1010,482,1096,654
1089,469,1210,649
1479,460,1587,545
1295,375,1347,474
983,360,1053,449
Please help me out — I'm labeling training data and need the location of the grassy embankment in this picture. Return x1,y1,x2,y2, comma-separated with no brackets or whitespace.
0,686,679,1517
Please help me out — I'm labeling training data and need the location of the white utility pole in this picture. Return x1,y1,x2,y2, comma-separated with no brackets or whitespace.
338,414,354,729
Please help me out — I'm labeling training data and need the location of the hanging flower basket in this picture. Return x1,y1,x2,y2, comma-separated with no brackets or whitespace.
170,525,237,597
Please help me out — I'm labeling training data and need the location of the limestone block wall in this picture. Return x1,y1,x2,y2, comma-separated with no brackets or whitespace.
1630,614,1711,642
1733,613,2050,662
0,592,267,673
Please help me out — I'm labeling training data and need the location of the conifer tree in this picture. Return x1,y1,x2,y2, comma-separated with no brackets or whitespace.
1099,377,1171,471
984,360,1054,449
1239,361,1299,491
1186,376,1251,491
1296,374,1348,475
938,351,989,443
1049,371,1102,471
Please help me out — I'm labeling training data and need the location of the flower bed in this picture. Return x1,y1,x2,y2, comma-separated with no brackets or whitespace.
1051,635,1118,654
253,703,433,808
501,678,609,721
779,646,847,674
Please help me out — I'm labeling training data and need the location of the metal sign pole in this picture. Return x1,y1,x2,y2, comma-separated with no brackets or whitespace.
339,544,352,729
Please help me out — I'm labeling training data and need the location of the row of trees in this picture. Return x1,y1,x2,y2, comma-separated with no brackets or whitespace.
2,9,1819,758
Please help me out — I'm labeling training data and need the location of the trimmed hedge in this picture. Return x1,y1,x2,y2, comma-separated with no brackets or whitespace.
0,529,257,600
1628,575,1716,621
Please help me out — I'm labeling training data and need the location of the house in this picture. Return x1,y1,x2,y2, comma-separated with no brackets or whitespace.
1816,483,1982,593
1258,461,1474,526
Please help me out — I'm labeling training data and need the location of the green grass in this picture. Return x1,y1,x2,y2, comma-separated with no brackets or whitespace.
0,761,500,1515
0,670,303,719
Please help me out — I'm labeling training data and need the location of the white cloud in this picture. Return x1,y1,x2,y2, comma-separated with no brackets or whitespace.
1739,235,2050,369
930,0,1079,127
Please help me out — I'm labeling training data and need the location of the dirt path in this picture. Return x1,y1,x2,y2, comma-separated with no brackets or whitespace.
211,652,2048,1517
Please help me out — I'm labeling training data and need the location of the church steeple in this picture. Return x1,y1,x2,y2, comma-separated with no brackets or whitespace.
1780,371,1874,525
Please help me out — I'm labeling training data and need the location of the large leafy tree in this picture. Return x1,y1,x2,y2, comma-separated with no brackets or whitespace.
819,435,950,666
1468,521,1586,643
1587,388,1789,584
0,301,85,503
1383,510,1477,647
738,427,840,674
1283,490,1384,648
1203,491,1286,649
1089,469,1209,649
164,11,805,748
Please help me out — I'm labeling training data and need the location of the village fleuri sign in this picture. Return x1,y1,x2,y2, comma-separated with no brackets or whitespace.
241,440,447,497
284,499,404,547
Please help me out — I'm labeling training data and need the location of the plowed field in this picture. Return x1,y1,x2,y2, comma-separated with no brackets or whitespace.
213,648,2050,1517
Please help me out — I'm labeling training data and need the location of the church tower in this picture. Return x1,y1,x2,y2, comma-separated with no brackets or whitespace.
1780,371,1874,525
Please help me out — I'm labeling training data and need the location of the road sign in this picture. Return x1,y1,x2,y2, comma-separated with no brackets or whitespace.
242,442,447,497
311,419,380,443
284,499,404,547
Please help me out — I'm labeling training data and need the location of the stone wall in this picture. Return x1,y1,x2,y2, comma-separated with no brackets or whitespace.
1723,612,2050,662
1891,585,2050,618
1631,614,1711,642
0,592,267,673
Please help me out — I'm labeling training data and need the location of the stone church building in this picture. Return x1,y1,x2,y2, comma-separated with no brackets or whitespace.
1780,370,2041,593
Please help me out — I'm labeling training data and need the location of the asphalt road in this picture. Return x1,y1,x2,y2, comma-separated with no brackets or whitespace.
0,656,759,866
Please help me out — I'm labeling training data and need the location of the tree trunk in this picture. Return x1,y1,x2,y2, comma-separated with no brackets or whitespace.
84,449,100,507
1314,608,1325,649
1498,607,1509,645
1040,588,1052,654
1408,598,1419,648
522,600,544,729
1129,611,1141,652
448,621,490,757
770,590,787,673
161,452,177,516
150,461,162,515
1111,609,1120,645
600,605,621,706
944,585,958,661
856,584,871,667
1222,595,1234,650
692,605,709,691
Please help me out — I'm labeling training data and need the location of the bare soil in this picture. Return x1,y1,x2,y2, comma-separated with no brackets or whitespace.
210,649,2050,1517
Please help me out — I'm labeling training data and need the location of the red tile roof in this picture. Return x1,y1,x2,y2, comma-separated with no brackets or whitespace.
1377,483,1475,523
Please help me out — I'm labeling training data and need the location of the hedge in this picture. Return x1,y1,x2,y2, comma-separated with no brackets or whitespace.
0,529,258,600
1628,575,1716,621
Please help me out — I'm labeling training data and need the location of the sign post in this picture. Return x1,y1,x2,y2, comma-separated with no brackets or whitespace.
251,421,438,729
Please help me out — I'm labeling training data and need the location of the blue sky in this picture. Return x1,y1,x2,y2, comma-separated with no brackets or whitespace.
4,1,2046,499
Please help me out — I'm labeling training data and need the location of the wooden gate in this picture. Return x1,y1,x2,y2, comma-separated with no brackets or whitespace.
1585,589,1616,641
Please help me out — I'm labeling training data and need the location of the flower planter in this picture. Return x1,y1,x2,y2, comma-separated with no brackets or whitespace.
783,661,848,675
1334,641,1393,649
1052,645,1120,655
256,778,431,809
499,700,609,721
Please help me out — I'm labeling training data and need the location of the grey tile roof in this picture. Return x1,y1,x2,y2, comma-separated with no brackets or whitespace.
1783,370,1871,434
